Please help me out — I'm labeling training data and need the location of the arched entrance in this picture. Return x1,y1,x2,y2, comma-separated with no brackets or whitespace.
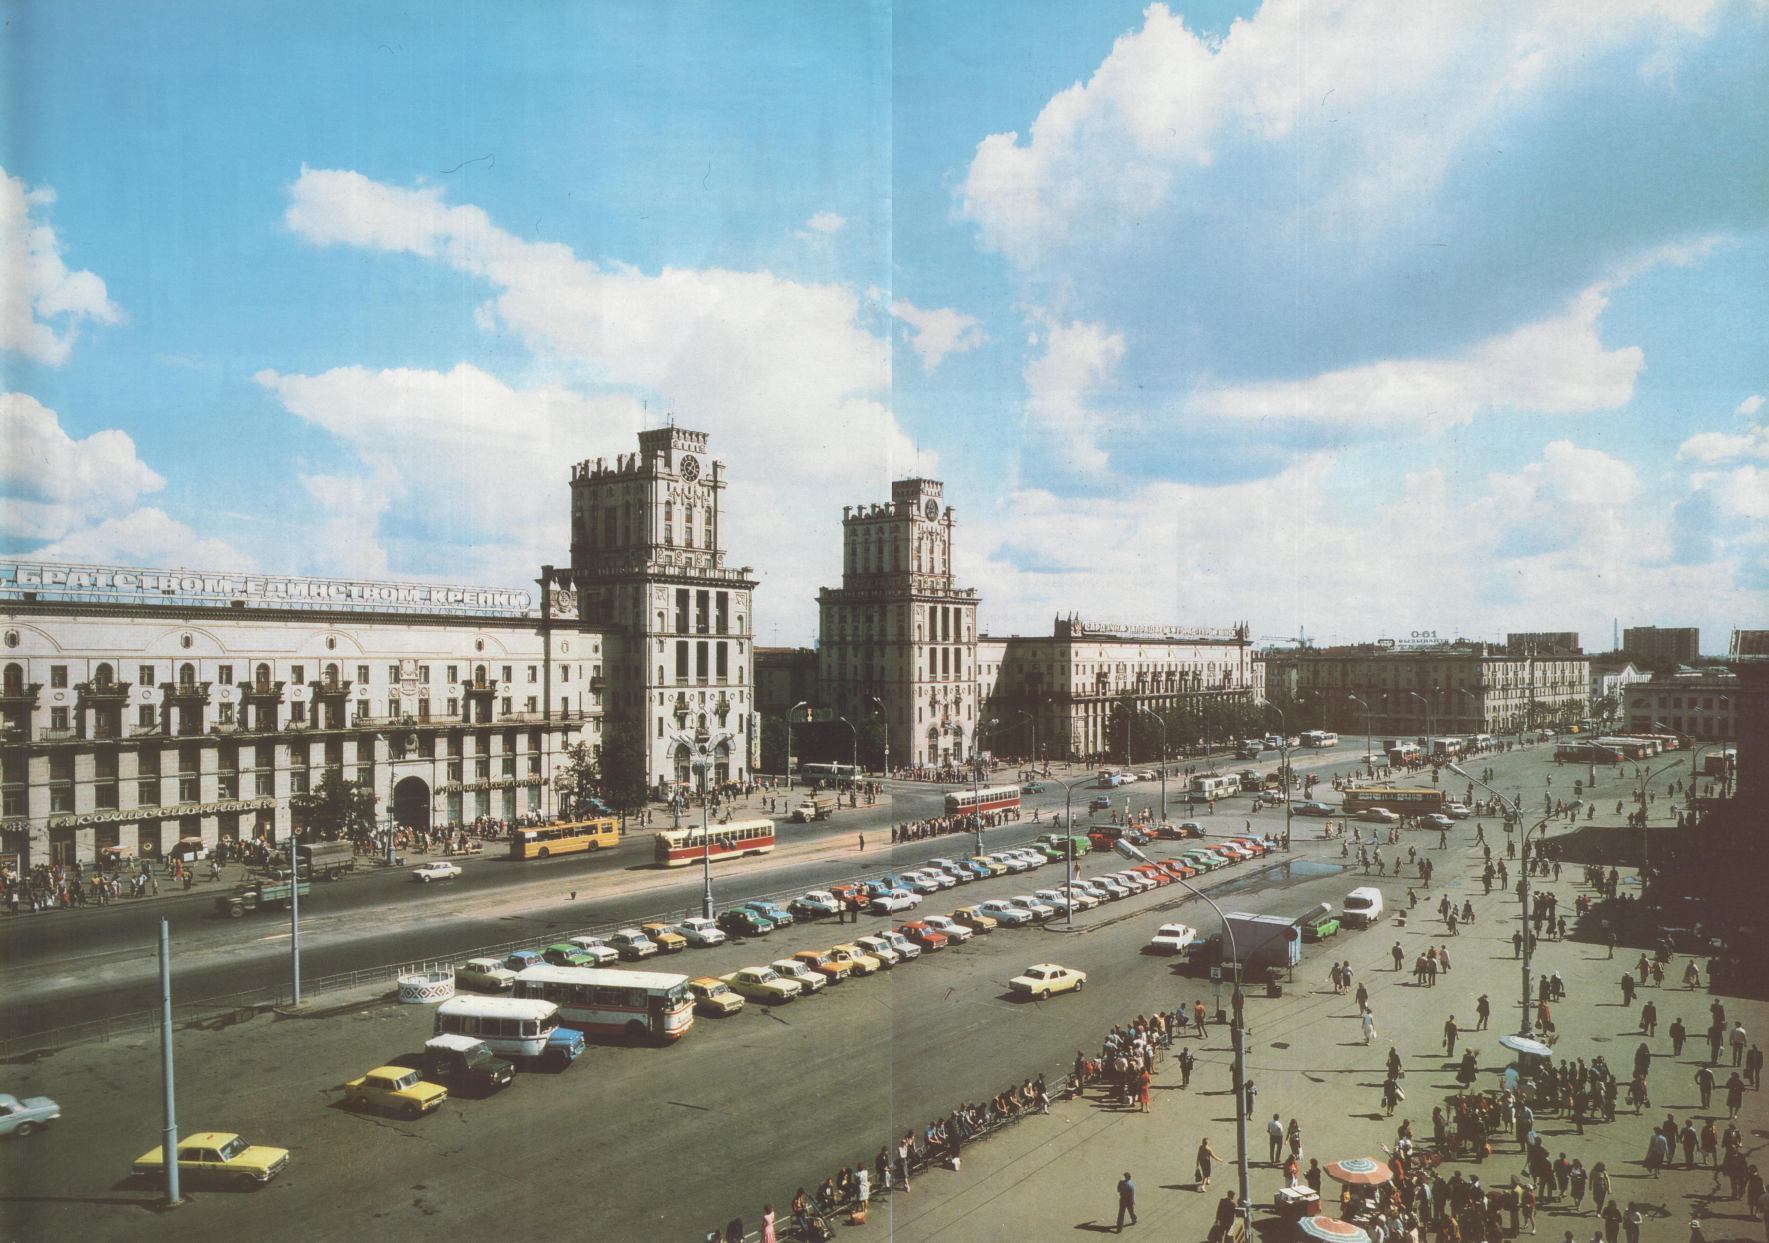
393,776,432,832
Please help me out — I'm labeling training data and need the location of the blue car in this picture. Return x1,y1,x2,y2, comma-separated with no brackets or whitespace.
743,900,794,928
504,949,545,973
544,1025,586,1069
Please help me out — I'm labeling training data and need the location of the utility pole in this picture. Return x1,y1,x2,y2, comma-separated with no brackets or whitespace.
289,834,301,1006
158,918,183,1207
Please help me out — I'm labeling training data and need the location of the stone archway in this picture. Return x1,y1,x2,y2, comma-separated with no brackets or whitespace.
393,776,432,832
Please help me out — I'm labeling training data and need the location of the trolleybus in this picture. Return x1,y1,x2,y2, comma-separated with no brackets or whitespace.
509,818,620,860
1341,787,1447,816
653,817,776,867
943,785,1022,816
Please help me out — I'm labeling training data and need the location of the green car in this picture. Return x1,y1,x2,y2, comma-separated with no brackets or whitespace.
1021,782,1046,795
1182,851,1222,871
542,943,600,968
716,908,774,938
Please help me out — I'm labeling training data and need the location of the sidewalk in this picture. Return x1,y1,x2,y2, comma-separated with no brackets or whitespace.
809,830,1769,1242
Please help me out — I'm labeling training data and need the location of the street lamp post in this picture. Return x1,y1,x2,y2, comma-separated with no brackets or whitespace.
836,715,859,787
1172,874,1251,1241
1451,762,1546,1035
670,725,735,921
1058,771,1098,929
968,718,999,855
1258,698,1292,850
1633,757,1685,905
1013,708,1038,777
1134,705,1168,819
785,701,809,791
870,696,890,781
1347,694,1375,778
1407,691,1437,769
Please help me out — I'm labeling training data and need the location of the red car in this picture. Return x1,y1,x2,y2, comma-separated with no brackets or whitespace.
1133,864,1172,887
1158,859,1198,881
896,921,950,952
1228,837,1268,857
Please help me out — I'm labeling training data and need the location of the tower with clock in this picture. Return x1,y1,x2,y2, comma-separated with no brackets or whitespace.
817,478,979,771
565,426,757,792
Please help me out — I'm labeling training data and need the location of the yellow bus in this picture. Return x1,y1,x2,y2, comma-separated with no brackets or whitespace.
508,818,620,860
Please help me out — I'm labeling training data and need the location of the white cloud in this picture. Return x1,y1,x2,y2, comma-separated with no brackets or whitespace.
961,1,1726,267
1189,284,1643,427
0,392,165,541
1021,320,1125,473
890,300,985,371
802,211,846,236
1737,394,1764,417
1678,405,1769,465
26,507,252,569
0,168,124,365
279,168,925,636
1690,465,1769,522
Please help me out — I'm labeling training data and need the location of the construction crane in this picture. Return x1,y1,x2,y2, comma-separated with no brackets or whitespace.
1257,628,1311,649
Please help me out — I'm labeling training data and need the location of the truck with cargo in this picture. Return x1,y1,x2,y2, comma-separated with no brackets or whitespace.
791,795,834,823
1220,912,1303,971
297,840,358,880
214,878,312,918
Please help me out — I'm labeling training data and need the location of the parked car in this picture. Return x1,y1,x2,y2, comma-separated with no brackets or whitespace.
975,899,1034,927
1092,876,1130,899
723,966,803,1004
1146,923,1199,954
687,977,746,1016
0,1093,60,1138
411,860,463,883
1156,860,1197,882
969,855,1009,877
132,1132,290,1188
564,936,620,965
918,914,972,943
454,957,517,993
829,943,883,975
542,943,601,969
388,1034,515,1098
717,908,774,938
640,923,689,954
769,957,829,993
789,890,842,919
791,948,852,983
504,949,545,973
854,934,902,966
674,916,727,947
741,901,795,929
1008,963,1087,999
344,1065,449,1119
951,905,999,933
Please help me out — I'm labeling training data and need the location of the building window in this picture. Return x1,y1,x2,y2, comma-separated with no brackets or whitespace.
675,589,690,633
50,706,69,731
675,642,689,682
528,666,538,683
50,665,68,689
419,665,431,684
256,663,272,689
696,642,709,683
501,697,512,716
357,665,370,685
138,704,156,728
447,665,459,685
716,644,729,681
138,664,154,686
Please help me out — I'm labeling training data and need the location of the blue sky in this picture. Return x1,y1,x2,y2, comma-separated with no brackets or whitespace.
3,0,1765,651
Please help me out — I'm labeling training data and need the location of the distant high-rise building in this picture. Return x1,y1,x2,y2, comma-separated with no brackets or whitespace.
1507,632,1581,655
1622,626,1700,664
1731,629,1769,660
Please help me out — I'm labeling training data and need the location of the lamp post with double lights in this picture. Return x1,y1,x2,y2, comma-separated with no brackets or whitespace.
669,724,737,921
784,700,809,791
1257,698,1292,850
1170,872,1251,1241
1134,705,1168,819
1347,694,1376,779
1449,762,1546,1036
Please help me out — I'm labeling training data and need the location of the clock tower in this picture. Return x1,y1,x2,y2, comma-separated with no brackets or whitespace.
818,478,979,771
566,426,757,792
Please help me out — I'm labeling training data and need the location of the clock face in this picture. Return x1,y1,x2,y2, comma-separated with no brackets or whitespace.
680,455,700,482
924,498,939,520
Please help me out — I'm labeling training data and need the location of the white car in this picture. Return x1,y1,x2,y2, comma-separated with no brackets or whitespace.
1008,849,1047,869
1359,808,1401,824
928,858,974,884
869,890,917,914
0,1093,61,1137
1032,888,1077,916
1008,962,1087,998
608,928,660,960
854,935,901,966
1011,894,1057,921
1092,876,1129,899
566,936,621,964
1146,922,1199,954
1051,883,1100,911
1071,879,1111,904
900,872,944,895
411,861,463,883
675,917,727,947
1423,813,1455,829
1111,871,1153,895
770,958,829,993
976,899,1034,927
920,914,974,943
919,868,959,890
1443,803,1471,818
988,852,1029,873
879,930,923,961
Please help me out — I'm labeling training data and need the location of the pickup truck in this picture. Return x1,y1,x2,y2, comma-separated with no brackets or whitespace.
214,879,312,918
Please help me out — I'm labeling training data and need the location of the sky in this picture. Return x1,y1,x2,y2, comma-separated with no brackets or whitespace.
2,0,1766,653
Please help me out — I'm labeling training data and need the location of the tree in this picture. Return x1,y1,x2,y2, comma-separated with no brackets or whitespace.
554,740,599,818
757,715,788,775
291,769,378,841
594,718,650,812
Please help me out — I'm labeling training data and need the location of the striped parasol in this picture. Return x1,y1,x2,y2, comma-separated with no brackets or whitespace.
1299,1217,1372,1243
1324,1157,1394,1186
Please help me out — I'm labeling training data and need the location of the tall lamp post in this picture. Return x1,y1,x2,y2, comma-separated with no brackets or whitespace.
870,696,890,781
1407,691,1437,769
1171,873,1251,1241
1450,762,1544,1035
836,715,859,785
1013,708,1038,776
1347,694,1375,778
670,724,736,920
1633,756,1685,906
1134,705,1168,819
966,718,999,855
1257,698,1292,850
784,700,809,791
1058,771,1098,929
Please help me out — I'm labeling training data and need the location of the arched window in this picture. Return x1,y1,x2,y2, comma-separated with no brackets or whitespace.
323,663,340,687
474,664,487,685
95,662,114,688
3,663,22,695
178,662,196,689
255,662,271,689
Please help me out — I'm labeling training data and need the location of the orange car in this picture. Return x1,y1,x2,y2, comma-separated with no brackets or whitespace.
896,921,950,952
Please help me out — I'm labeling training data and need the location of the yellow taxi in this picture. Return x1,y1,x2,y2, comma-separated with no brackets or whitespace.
792,948,853,983
344,1066,449,1119
641,922,690,954
970,856,1009,877
132,1132,291,1189
687,976,746,1016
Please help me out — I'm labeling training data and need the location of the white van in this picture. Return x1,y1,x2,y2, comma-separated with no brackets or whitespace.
1342,887,1385,929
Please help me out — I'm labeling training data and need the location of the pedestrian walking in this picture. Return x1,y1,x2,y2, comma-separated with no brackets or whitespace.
1728,1073,1746,1120
1195,1138,1222,1191
1392,941,1405,971
1194,999,1208,1039
1476,994,1490,1030
1362,1005,1377,1045
1733,1023,1748,1067
1179,1046,1194,1088
1621,973,1636,1007
1748,1044,1763,1089
1642,1000,1658,1037
1267,1114,1284,1164
1671,1017,1687,1057
1697,1065,1715,1110
1445,1016,1460,1056
1116,1172,1137,1232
